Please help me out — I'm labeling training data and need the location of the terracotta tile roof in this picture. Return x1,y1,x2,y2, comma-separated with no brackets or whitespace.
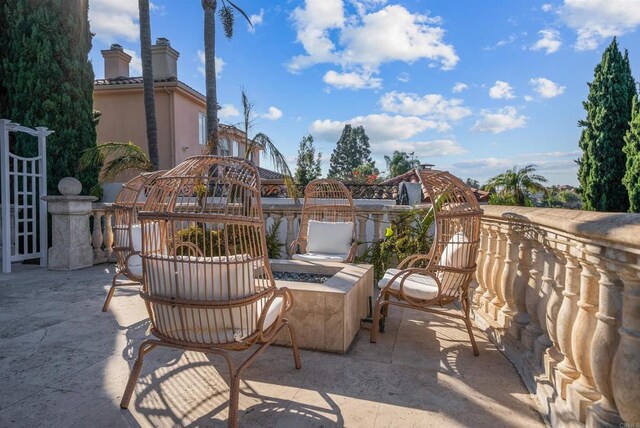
94,76,205,99
257,166,285,181
381,169,490,203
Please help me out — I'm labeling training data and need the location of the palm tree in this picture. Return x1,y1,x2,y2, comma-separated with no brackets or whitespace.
485,164,548,206
79,142,153,183
202,0,251,154
384,150,420,178
139,0,159,170
238,89,298,201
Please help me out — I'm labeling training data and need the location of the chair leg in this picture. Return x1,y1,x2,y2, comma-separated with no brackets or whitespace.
120,341,156,408
462,298,479,356
370,295,384,343
286,321,302,369
227,374,241,428
103,271,124,312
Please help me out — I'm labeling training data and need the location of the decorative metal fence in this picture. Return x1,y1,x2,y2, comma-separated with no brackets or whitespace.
261,183,398,201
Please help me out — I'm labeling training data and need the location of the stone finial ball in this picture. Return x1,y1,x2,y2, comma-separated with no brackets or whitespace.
58,177,83,196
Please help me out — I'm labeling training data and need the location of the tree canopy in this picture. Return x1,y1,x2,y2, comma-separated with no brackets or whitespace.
485,164,548,206
294,134,322,186
384,151,420,178
328,124,373,179
0,0,98,194
623,95,640,212
578,37,636,212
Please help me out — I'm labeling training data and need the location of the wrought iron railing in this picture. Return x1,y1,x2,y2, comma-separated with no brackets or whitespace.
261,183,398,200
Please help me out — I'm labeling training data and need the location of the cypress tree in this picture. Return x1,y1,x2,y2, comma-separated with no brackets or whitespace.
328,124,373,179
294,134,322,186
1,0,98,194
623,95,640,212
578,38,636,211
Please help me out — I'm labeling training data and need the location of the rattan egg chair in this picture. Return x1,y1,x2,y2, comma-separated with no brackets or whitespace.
102,170,166,312
370,169,483,356
290,178,357,262
119,156,301,428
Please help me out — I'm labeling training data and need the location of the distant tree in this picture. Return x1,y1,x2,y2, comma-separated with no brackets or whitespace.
328,125,373,179
348,163,381,185
294,134,322,186
558,189,582,209
138,0,159,170
384,151,420,178
202,0,251,154
485,164,547,206
578,37,636,212
465,178,480,189
623,95,640,212
1,0,98,194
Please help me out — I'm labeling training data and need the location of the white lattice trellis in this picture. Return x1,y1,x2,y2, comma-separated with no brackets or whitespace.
0,119,51,273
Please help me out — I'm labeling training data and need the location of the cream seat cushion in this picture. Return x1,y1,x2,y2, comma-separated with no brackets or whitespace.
378,268,439,301
146,254,281,344
306,220,353,255
292,253,348,262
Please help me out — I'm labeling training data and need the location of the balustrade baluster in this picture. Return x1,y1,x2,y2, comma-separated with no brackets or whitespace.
357,214,368,257
474,223,488,306
534,248,555,367
512,235,532,339
567,244,601,423
490,225,506,320
372,213,384,241
103,209,114,261
543,240,566,379
499,222,519,333
481,227,497,313
91,209,105,264
555,248,582,399
587,251,624,427
611,256,640,425
285,213,296,257
522,239,544,354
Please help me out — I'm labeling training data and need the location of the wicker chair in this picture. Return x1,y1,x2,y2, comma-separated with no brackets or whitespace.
370,169,483,355
290,179,357,263
119,156,301,428
102,170,166,312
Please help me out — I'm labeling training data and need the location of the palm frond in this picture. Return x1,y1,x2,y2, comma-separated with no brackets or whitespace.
226,0,252,26
101,155,153,182
78,142,152,183
252,132,298,202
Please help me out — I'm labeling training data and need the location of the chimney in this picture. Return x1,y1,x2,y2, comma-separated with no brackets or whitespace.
101,44,131,79
151,37,179,80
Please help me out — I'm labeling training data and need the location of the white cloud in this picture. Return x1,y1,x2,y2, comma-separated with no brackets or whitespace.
248,8,264,33
310,113,443,142
289,2,458,87
542,3,553,12
379,91,471,122
484,34,517,50
524,95,534,102
489,81,516,99
397,72,410,83
197,50,225,78
89,0,139,42
323,70,382,89
262,106,283,121
471,106,527,133
560,0,640,50
219,104,240,118
531,29,562,54
373,139,466,158
123,49,142,75
452,82,468,93
530,77,566,98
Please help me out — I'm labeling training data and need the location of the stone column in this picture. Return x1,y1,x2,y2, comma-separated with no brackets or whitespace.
284,213,296,257
481,226,497,313
357,214,368,257
103,209,114,261
42,177,97,270
587,253,623,428
534,248,556,367
611,256,640,425
474,223,488,306
555,249,582,399
543,240,566,380
490,225,506,320
567,244,601,423
372,213,384,241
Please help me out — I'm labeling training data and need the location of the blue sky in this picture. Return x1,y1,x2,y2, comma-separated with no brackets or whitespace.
88,0,640,185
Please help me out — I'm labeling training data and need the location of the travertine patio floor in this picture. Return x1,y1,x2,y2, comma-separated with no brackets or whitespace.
0,264,544,427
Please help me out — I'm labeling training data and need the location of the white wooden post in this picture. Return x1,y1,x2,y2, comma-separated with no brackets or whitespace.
0,119,11,273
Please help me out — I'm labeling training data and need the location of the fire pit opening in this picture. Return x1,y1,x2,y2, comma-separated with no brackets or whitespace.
271,271,332,284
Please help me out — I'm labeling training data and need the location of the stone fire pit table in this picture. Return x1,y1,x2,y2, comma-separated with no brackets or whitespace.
268,259,373,354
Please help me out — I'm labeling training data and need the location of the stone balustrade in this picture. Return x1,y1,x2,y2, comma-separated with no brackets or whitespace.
90,203,116,265
474,205,640,427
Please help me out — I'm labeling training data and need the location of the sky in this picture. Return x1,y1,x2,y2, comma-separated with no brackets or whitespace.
88,0,640,186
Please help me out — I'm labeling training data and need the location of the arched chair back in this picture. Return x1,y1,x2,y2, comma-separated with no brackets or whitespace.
119,156,300,427
290,179,357,263
102,170,165,312
371,169,483,355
